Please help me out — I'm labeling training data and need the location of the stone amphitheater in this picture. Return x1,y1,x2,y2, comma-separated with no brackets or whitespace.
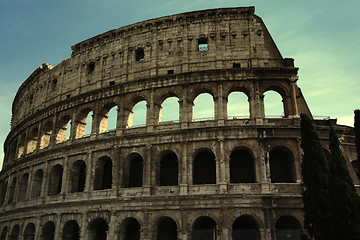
0,6,358,240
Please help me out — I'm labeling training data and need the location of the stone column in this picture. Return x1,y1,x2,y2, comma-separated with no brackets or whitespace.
179,142,188,195
143,145,152,196
218,138,227,193
70,111,78,140
289,76,299,118
41,162,49,197
85,151,93,193
108,215,116,240
54,215,61,240
50,113,58,147
35,121,42,152
61,156,69,195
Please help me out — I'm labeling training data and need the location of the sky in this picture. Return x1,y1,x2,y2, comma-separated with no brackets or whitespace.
0,0,359,169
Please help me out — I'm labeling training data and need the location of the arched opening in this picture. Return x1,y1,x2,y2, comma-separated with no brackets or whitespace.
230,149,255,183
27,127,39,154
69,160,86,193
8,139,17,161
76,109,93,138
159,97,179,123
232,215,260,240
99,103,118,133
227,91,249,119
0,226,8,240
192,216,217,240
275,216,302,240
0,180,8,205
9,225,19,240
8,177,17,204
40,121,53,149
89,218,108,240
94,157,112,190
159,151,178,186
264,90,284,118
156,217,177,240
128,100,147,128
18,173,29,201
42,221,55,240
62,220,80,240
193,150,216,184
269,148,296,183
24,223,35,240
119,218,140,240
48,164,63,195
351,160,360,179
125,154,143,188
56,116,71,143
193,93,215,121
17,134,26,158
31,169,43,198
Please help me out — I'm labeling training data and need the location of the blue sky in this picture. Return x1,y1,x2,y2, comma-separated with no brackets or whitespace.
1,0,359,169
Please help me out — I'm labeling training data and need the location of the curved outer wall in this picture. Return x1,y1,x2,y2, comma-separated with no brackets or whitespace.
0,7,358,240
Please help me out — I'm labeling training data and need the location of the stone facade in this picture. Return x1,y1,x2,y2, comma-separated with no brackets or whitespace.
0,7,358,240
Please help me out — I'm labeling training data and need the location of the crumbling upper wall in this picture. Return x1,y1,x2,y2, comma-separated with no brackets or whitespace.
11,7,296,128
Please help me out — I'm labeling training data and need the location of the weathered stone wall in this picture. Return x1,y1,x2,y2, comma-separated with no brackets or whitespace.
0,7,357,240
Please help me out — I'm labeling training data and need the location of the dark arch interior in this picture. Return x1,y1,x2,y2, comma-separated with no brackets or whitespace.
10,225,19,240
157,217,177,240
128,155,143,188
230,149,255,183
62,220,80,240
8,178,17,204
94,157,112,190
125,218,140,240
24,223,35,240
193,217,217,240
0,227,8,240
18,173,29,201
159,152,178,186
90,218,108,240
193,151,216,184
42,221,55,240
0,181,7,205
70,160,86,193
275,216,302,240
48,165,63,195
31,169,43,198
269,148,295,183
232,216,259,240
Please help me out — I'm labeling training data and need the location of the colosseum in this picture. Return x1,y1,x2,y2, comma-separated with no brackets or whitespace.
0,6,358,240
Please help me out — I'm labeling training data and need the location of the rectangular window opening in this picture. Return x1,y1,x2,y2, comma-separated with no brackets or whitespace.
233,63,241,69
198,38,208,52
109,81,115,86
167,70,174,74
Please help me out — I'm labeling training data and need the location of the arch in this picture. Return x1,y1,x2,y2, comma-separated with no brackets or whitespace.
18,173,29,201
48,164,63,195
193,149,216,184
351,160,360,178
0,180,8,205
17,134,26,158
119,217,140,240
76,108,93,138
94,156,112,190
69,160,86,193
227,91,250,119
230,148,256,183
27,127,39,154
62,220,80,240
0,226,7,240
89,218,108,240
8,139,17,161
269,147,296,183
232,215,260,240
56,116,71,143
127,100,147,128
124,153,144,188
193,93,215,121
99,102,118,133
192,216,217,240
275,215,302,240
264,90,285,118
155,216,177,240
40,121,53,149
159,151,178,186
31,169,43,198
24,223,35,240
8,177,17,204
159,96,179,123
9,225,19,240
42,221,55,240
